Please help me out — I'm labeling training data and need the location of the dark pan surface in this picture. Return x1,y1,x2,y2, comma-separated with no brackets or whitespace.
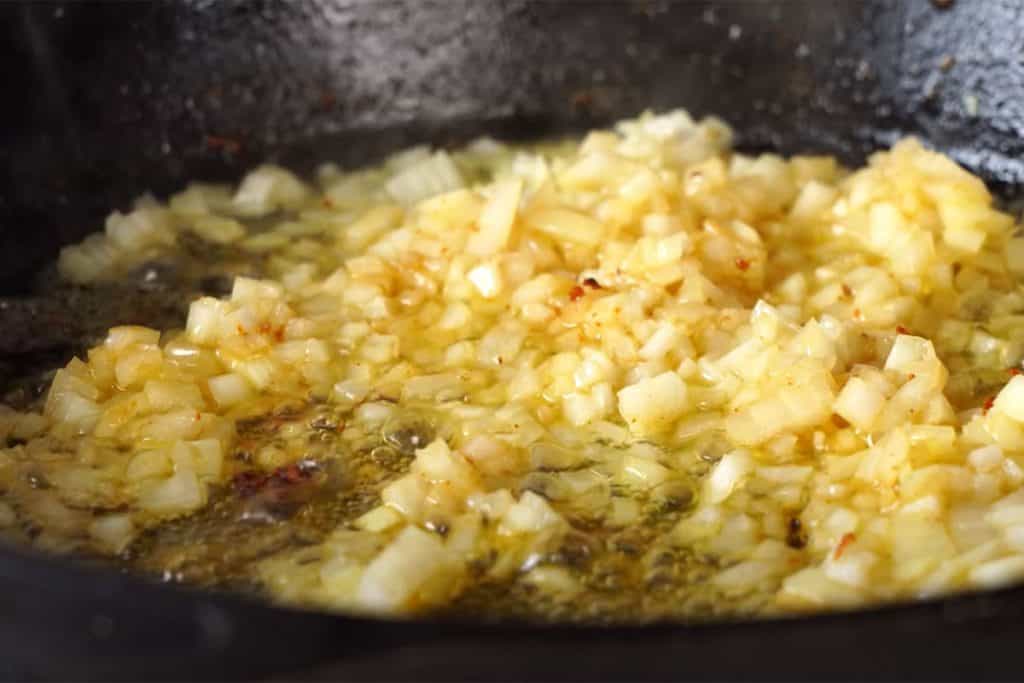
3,0,1024,679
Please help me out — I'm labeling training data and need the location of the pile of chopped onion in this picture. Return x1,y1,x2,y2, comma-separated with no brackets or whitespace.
6,108,1024,618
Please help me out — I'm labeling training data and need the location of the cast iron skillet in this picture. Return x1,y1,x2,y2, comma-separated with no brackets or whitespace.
3,1,1024,680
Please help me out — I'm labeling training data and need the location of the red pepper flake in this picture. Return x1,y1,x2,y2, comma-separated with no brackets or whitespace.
231,470,269,497
1010,368,1022,377
272,463,312,485
258,322,272,335
833,533,856,560
570,90,594,111
841,283,853,298
853,308,862,320
896,325,910,335
273,327,285,343
582,277,602,289
984,396,996,414
569,285,585,301
194,411,202,422
236,324,247,336
205,135,241,154
735,257,751,272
